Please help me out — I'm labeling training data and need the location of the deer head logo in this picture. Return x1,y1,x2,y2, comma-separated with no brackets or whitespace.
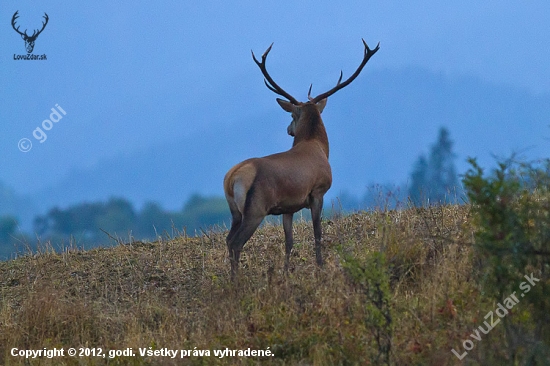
11,11,49,54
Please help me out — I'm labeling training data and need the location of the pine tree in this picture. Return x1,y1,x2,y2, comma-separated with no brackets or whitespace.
409,127,461,206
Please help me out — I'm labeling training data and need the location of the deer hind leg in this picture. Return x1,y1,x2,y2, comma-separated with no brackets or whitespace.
227,212,264,279
283,213,294,271
310,196,324,266
226,201,242,244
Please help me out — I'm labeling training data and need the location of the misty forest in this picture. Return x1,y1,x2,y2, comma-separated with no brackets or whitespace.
0,127,461,259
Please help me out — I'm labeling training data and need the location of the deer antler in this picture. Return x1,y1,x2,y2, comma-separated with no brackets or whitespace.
11,11,26,37
252,44,300,105
30,13,49,40
308,39,380,104
11,11,49,40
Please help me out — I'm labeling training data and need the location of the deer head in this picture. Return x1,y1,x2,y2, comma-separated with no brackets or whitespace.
12,11,49,54
252,39,379,140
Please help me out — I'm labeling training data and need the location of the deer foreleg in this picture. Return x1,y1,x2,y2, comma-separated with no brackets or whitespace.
283,213,294,271
310,196,324,266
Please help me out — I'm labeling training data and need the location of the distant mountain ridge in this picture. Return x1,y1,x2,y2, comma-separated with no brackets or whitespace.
17,66,550,215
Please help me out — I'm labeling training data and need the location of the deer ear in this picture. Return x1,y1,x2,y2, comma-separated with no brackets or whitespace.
276,98,295,113
315,98,327,114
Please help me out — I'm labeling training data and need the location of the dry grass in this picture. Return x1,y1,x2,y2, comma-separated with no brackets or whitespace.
0,205,483,365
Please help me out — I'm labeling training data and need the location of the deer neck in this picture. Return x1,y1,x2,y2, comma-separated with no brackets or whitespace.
293,113,330,158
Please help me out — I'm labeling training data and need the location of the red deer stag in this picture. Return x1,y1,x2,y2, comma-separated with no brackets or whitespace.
224,39,380,278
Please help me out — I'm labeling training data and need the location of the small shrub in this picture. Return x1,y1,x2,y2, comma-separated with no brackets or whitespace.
341,249,392,365
463,157,550,362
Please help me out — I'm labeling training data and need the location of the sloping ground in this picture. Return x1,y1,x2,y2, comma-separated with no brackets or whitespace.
1,205,481,365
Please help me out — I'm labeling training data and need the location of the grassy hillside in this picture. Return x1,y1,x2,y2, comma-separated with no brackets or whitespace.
0,204,524,365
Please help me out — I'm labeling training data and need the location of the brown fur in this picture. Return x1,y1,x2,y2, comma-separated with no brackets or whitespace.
224,101,331,277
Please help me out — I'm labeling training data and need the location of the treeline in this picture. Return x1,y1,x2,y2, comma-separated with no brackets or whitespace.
337,126,465,211
1,126,465,258
0,194,230,259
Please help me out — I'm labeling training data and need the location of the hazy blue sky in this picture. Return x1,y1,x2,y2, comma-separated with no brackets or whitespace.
1,1,550,212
